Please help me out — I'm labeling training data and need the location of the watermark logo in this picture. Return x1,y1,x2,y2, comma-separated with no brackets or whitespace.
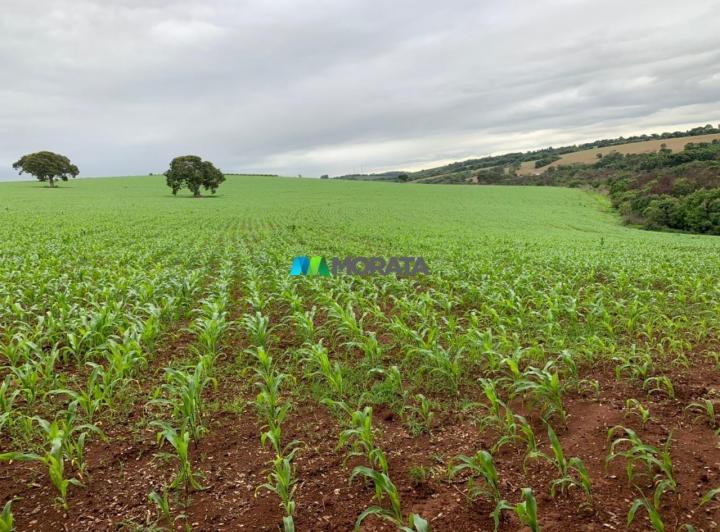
289,256,331,276
290,256,429,276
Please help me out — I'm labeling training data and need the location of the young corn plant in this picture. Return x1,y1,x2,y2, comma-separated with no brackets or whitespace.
152,421,204,499
300,341,346,398
544,425,592,504
627,480,676,532
326,301,364,345
402,394,435,436
251,348,295,445
492,406,525,453
346,331,383,369
8,363,41,406
350,466,429,532
613,347,654,383
486,410,543,472
362,365,408,413
0,377,18,432
48,374,105,424
338,407,388,473
476,378,507,431
556,350,599,398
416,345,464,395
151,357,217,444
148,488,173,526
449,450,502,502
0,500,13,532
494,487,540,532
59,409,103,478
257,449,300,532
190,299,229,358
290,307,316,344
625,399,651,429
244,277,270,312
243,311,273,349
607,426,676,488
643,376,675,400
513,362,567,426
685,399,719,431
449,449,512,529
0,417,85,509
699,485,720,507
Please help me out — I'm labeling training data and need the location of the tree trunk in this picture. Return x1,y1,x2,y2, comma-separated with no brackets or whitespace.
193,190,201,198
48,177,55,188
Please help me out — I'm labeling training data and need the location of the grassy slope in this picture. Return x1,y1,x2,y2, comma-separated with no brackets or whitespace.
2,174,718,255
517,132,720,176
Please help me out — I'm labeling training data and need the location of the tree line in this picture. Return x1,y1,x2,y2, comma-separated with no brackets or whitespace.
334,124,720,183
543,141,720,235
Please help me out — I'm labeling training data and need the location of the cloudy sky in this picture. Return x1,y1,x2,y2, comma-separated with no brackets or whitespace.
1,0,720,180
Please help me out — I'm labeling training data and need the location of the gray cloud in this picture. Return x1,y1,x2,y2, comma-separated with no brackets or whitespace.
1,0,719,179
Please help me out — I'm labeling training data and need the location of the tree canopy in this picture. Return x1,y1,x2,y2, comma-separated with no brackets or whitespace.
12,151,79,187
164,155,225,197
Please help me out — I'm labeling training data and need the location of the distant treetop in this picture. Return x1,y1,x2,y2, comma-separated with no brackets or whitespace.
164,155,225,197
12,151,79,188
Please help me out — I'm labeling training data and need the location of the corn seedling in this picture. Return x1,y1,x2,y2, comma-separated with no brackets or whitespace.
449,449,511,527
148,489,173,525
627,480,675,532
625,399,651,428
338,406,388,473
513,363,567,426
0,417,85,509
544,425,592,504
243,311,273,349
257,450,300,532
607,426,675,488
0,500,13,532
403,394,435,436
300,341,346,398
477,378,507,430
494,487,540,532
152,421,204,497
290,308,316,344
643,376,675,400
685,399,719,430
350,466,429,532
151,357,217,443
699,485,720,507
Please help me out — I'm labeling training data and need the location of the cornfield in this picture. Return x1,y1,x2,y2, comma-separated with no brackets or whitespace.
1,175,720,530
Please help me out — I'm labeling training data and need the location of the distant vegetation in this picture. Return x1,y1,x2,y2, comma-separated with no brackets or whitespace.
534,155,561,168
224,173,279,177
544,141,720,234
334,124,720,235
335,124,720,184
165,155,225,197
336,171,404,181
12,151,79,187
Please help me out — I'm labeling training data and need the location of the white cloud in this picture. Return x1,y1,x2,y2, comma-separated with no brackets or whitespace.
0,0,719,179
150,19,224,44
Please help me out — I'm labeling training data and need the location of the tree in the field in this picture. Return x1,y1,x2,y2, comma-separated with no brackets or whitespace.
12,151,79,188
397,173,409,182
164,155,225,197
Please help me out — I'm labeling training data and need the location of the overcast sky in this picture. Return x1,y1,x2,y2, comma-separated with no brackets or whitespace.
1,0,720,180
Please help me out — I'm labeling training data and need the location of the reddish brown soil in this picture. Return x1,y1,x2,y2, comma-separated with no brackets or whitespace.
4,304,720,531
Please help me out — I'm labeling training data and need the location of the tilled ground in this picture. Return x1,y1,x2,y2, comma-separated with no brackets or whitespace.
4,355,720,531
4,294,720,532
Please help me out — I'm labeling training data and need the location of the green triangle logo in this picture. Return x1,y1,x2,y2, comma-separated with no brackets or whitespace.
307,256,330,276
